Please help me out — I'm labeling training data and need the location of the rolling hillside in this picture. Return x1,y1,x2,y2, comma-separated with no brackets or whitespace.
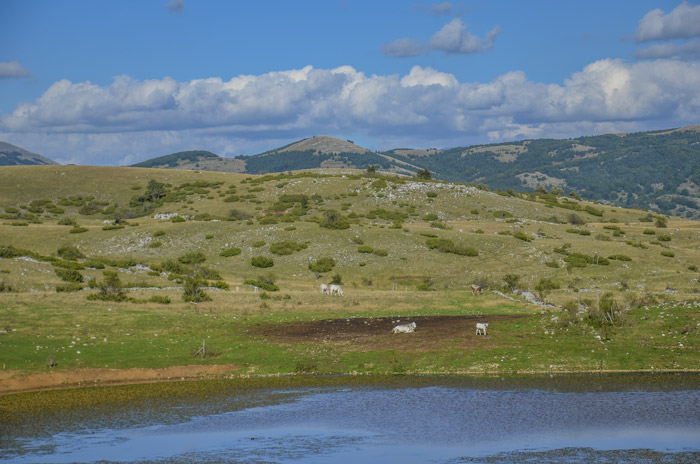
1,165,699,377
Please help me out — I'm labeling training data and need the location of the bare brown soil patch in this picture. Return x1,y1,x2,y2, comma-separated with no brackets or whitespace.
257,315,527,351
0,364,239,395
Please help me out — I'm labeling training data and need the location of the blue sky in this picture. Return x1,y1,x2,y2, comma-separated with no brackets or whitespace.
1,0,699,165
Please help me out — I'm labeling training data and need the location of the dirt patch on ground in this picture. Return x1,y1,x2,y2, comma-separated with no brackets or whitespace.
0,364,240,395
257,315,527,351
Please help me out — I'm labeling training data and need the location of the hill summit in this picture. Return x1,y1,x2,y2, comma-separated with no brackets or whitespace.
0,142,57,166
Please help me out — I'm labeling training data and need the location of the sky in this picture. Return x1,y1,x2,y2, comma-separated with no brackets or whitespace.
1,0,700,166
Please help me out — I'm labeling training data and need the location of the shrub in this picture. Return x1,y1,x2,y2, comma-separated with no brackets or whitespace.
171,216,186,223
244,278,279,291
269,240,308,255
309,257,336,273
54,268,84,283
183,277,212,302
330,273,343,284
534,277,560,302
416,169,432,180
643,229,655,235
149,295,171,304
88,270,127,301
251,256,274,268
503,273,520,292
69,226,88,234
657,234,671,242
178,251,206,265
258,215,279,225
319,210,350,229
102,225,125,231
584,205,603,217
212,280,230,290
220,247,242,257
251,240,266,248
373,249,388,256
660,250,675,257
422,213,439,221
492,210,512,218
567,213,585,225
358,245,374,253
608,254,632,261
512,231,532,242
161,259,185,274
425,238,478,256
55,283,82,293
149,241,162,248
57,245,84,261
57,217,77,226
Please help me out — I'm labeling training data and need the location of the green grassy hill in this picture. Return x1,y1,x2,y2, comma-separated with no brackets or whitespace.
1,165,698,378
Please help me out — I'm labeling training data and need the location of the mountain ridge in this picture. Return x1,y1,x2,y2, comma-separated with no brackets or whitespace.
129,124,700,218
0,142,57,166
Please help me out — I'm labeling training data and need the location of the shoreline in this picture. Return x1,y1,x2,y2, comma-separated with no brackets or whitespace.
3,365,700,396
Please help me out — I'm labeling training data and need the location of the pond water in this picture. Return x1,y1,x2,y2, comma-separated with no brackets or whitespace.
2,374,700,463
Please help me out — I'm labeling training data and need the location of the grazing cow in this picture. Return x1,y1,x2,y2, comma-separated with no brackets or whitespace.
329,284,344,296
476,322,488,335
320,283,329,294
471,284,483,295
392,322,417,334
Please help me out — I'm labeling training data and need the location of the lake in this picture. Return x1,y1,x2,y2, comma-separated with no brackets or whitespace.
2,374,699,463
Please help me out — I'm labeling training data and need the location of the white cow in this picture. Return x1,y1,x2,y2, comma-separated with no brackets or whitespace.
329,284,344,296
476,322,488,335
320,283,329,294
392,322,417,334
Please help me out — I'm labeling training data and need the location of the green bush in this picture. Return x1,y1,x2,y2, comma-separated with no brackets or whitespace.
220,247,242,257
373,248,388,256
57,245,85,261
149,295,171,304
251,256,274,268
69,226,88,234
608,254,632,261
244,278,279,291
330,273,343,284
660,250,675,257
183,277,212,302
178,251,206,265
319,210,350,229
55,283,82,293
512,231,532,242
493,210,513,218
269,240,308,255
308,257,336,273
54,268,84,283
212,280,230,290
251,240,266,248
425,238,478,256
57,217,77,226
358,245,374,253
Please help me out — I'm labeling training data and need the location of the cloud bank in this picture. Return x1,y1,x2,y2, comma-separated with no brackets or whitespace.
634,1,700,42
2,59,699,165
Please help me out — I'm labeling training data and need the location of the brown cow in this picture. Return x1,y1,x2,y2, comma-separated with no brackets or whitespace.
470,284,483,295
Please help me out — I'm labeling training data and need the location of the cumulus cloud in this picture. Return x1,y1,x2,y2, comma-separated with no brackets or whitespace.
429,18,500,54
380,38,424,57
165,0,184,14
0,61,32,79
2,59,700,164
634,38,700,59
635,1,700,42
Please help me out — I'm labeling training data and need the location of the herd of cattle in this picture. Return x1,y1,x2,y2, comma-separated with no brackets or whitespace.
320,283,489,336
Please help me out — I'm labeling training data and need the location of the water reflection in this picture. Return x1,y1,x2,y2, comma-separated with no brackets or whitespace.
3,375,700,463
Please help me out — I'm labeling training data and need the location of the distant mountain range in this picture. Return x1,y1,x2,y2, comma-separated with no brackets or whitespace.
0,142,57,166
3,125,699,218
130,126,700,219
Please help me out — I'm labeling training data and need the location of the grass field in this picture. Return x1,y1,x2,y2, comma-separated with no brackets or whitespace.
0,166,699,386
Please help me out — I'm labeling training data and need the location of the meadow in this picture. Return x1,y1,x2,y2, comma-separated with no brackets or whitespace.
0,165,699,389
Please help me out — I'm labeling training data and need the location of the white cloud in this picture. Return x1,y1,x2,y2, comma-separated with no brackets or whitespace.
635,1,700,42
0,61,31,79
165,0,184,14
634,38,700,59
380,38,424,57
429,18,500,54
3,59,700,165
